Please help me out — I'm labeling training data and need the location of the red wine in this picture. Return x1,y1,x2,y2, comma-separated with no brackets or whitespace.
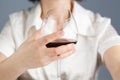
46,39,77,48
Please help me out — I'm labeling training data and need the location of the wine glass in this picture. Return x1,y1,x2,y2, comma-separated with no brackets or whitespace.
39,8,78,80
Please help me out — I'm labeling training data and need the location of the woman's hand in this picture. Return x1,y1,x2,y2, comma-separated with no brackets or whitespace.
14,29,75,70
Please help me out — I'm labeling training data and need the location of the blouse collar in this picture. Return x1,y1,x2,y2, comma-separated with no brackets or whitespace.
25,1,95,38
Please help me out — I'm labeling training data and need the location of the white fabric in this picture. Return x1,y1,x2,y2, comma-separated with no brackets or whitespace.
0,1,120,80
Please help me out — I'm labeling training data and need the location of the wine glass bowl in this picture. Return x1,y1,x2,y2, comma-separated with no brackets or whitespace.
40,9,78,48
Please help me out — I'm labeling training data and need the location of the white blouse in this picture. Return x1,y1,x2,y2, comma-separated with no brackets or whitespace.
0,1,120,80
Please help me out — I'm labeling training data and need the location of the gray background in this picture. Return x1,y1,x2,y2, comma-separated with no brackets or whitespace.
0,0,120,80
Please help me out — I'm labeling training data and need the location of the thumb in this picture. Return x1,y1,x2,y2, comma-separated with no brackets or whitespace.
30,29,41,40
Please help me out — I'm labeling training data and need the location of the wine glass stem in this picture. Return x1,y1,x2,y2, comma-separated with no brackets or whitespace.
57,60,61,80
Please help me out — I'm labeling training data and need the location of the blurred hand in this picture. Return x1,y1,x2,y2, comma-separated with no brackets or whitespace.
14,29,75,70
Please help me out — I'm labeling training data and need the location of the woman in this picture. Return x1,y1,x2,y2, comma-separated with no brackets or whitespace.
0,0,120,80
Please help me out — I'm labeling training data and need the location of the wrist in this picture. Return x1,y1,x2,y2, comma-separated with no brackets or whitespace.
8,53,27,75
0,53,27,80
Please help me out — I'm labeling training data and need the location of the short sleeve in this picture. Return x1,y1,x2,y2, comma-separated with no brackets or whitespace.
98,24,120,61
0,20,15,57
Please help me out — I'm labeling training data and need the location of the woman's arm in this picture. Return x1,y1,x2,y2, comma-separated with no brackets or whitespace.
104,45,120,80
0,52,25,80
0,53,6,62
0,29,75,80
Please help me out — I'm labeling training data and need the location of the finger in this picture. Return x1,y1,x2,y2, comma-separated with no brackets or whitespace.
52,49,75,61
55,43,75,55
45,44,75,62
29,29,41,41
59,49,75,59
37,30,64,45
45,43,75,57
33,29,41,40
45,48,57,57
